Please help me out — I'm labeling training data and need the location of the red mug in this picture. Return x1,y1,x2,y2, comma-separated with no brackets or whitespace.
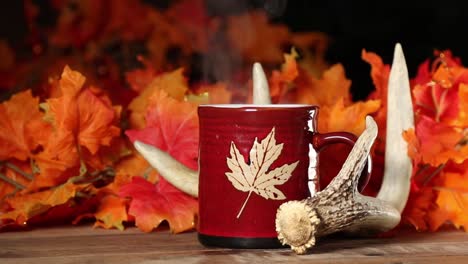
197,104,370,248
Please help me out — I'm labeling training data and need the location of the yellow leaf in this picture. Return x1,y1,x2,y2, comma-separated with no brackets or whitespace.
128,68,188,129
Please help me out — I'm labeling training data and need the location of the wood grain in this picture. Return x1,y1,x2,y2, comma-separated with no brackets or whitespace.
0,225,467,264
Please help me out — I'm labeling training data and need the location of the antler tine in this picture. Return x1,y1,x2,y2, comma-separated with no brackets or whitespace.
252,62,272,104
134,141,199,197
376,43,414,212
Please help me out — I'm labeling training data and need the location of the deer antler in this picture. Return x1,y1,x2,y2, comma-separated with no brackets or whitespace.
275,43,414,254
275,117,400,254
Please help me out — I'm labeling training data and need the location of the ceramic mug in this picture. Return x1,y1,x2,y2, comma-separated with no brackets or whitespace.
197,104,370,248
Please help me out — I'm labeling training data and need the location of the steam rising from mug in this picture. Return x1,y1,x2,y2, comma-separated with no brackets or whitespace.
200,0,287,86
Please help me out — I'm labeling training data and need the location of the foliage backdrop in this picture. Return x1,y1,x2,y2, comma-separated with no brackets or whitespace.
0,0,466,233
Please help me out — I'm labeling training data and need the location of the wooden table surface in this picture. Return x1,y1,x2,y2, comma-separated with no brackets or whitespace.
0,225,467,264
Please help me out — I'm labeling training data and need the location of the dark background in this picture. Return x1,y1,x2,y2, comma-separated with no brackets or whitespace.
281,0,468,99
1,0,468,99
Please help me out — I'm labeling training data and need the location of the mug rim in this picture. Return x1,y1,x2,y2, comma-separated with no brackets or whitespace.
199,104,318,109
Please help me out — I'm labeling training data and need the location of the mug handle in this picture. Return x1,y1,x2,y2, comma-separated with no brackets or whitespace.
311,132,372,192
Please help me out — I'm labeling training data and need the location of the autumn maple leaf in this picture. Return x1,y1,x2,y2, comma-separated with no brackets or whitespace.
362,49,390,136
119,176,198,233
457,84,468,127
226,127,299,218
126,89,199,170
270,49,299,102
93,194,128,231
0,161,32,199
110,153,158,191
414,116,468,167
432,171,468,230
0,180,93,226
319,98,381,135
128,68,189,129
0,90,50,161
295,64,352,107
413,82,460,123
362,50,390,104
34,66,121,185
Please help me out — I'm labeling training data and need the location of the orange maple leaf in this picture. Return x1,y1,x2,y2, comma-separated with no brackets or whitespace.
432,171,468,231
81,137,130,173
455,83,468,127
270,49,299,101
296,64,352,107
362,50,390,104
93,194,128,231
34,66,86,172
319,98,381,135
33,66,121,189
402,128,422,166
76,89,121,154
362,49,390,140
0,90,50,161
415,116,468,167
0,161,32,199
128,68,189,129
431,53,468,89
119,177,198,233
0,180,92,226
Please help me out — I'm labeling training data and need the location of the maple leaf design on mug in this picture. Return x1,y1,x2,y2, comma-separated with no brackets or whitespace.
225,127,299,218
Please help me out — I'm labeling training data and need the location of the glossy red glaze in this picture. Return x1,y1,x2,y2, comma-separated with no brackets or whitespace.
197,105,367,241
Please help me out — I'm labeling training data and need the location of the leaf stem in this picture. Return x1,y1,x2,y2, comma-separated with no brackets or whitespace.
5,162,33,180
237,190,253,219
0,172,25,190
423,163,446,186
431,84,441,122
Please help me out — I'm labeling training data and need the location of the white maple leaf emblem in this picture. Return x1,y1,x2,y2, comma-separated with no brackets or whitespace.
225,127,299,218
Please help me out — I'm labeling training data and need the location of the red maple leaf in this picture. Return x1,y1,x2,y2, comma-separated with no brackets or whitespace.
413,82,460,123
126,90,199,170
415,116,468,167
119,176,198,233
